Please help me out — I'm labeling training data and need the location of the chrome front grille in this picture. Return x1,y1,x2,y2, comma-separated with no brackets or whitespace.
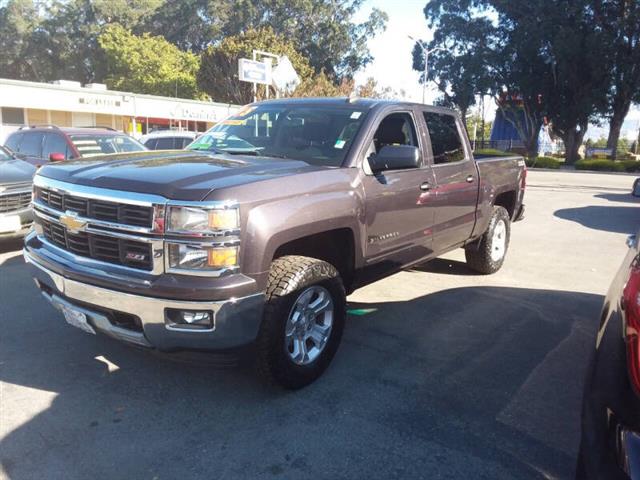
41,218,153,270
36,187,153,228
0,189,32,213
31,176,239,277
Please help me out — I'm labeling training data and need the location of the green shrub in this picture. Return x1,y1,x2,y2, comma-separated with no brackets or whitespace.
525,156,562,169
575,159,625,172
474,148,513,157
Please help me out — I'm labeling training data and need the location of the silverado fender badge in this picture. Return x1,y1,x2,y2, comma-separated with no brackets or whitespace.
59,211,87,234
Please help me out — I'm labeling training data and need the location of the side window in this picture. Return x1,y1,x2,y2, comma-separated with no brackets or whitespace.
372,112,418,153
144,138,158,150
19,132,45,157
43,133,68,159
423,112,466,164
155,137,174,149
5,133,23,152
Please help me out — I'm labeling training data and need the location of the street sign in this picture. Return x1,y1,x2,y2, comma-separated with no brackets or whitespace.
238,58,272,86
271,56,300,94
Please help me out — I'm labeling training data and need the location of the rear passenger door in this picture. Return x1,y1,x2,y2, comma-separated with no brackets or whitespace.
422,110,479,251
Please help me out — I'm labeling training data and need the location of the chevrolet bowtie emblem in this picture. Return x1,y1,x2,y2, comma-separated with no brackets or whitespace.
59,211,87,233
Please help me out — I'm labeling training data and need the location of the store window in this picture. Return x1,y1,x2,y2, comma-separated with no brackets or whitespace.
1,107,25,125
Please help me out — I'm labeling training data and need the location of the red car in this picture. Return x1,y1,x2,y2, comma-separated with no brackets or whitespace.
4,126,146,167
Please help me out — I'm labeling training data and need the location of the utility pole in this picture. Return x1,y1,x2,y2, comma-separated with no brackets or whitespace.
408,36,444,104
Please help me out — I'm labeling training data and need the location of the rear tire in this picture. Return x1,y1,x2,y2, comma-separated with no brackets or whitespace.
256,255,346,390
465,206,511,274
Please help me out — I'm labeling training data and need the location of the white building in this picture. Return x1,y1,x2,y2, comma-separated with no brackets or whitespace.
0,78,240,142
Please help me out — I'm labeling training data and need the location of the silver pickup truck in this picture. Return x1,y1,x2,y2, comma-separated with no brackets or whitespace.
0,145,35,238
24,98,525,389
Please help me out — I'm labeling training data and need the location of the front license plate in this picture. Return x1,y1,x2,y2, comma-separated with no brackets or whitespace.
0,215,21,233
59,304,96,335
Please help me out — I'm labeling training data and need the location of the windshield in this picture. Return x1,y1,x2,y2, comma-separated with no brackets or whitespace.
70,134,146,157
186,104,368,167
0,146,13,161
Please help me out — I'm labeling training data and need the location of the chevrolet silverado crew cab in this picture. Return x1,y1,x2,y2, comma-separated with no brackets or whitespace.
24,98,525,389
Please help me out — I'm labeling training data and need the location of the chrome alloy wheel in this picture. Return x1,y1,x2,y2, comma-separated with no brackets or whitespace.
284,286,334,365
490,219,507,262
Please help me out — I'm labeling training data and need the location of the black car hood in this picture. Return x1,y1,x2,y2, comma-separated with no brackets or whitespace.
36,151,325,201
0,158,36,184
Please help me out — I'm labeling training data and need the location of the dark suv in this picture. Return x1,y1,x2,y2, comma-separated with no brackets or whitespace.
4,126,146,167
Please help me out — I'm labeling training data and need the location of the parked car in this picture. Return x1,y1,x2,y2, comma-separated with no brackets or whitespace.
0,145,35,238
140,130,198,150
24,98,526,389
4,126,146,167
578,233,640,479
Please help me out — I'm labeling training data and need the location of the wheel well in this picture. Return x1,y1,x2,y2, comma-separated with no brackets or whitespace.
494,190,516,218
273,229,355,290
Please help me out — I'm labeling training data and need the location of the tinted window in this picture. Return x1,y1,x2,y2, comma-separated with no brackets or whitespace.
0,146,12,161
177,137,191,149
69,134,146,157
43,133,69,159
20,132,45,157
155,137,175,149
144,138,158,150
188,105,367,167
373,112,419,153
423,112,466,164
5,132,23,152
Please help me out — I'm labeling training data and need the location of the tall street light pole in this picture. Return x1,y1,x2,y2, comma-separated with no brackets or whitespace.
408,35,444,104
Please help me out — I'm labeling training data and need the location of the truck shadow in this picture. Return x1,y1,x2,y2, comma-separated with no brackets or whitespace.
0,284,601,479
554,205,640,234
594,192,640,204
0,238,24,255
409,257,479,276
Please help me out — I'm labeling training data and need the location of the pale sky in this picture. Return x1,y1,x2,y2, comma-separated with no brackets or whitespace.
354,0,640,142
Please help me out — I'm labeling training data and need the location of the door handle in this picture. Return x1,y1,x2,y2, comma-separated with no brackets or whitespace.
466,175,475,183
420,182,431,192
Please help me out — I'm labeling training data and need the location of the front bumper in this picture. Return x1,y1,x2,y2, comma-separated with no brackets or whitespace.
24,249,265,351
0,208,34,238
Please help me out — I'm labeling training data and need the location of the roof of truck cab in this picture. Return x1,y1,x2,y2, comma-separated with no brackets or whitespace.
254,97,422,109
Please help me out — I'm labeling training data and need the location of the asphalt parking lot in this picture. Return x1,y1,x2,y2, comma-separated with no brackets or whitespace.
1,169,638,480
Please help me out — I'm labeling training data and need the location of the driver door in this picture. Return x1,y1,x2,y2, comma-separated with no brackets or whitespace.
361,109,436,271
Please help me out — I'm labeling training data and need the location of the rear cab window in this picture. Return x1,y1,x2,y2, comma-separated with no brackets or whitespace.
423,112,466,164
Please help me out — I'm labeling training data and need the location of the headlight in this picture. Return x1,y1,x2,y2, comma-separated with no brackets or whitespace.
168,243,238,272
167,206,239,235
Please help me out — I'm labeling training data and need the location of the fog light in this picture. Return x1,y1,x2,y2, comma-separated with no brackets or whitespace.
165,309,214,330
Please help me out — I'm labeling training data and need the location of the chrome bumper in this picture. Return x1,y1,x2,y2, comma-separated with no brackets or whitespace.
24,249,265,351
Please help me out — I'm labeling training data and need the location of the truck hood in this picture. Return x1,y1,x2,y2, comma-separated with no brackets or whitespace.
36,151,326,201
1,158,36,184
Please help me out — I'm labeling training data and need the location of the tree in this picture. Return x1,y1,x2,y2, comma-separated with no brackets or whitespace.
145,0,387,81
593,0,640,159
0,0,51,81
198,27,314,104
423,0,611,163
412,14,494,121
99,25,201,98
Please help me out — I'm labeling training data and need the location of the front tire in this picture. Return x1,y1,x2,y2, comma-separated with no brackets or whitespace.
256,255,346,389
465,206,511,274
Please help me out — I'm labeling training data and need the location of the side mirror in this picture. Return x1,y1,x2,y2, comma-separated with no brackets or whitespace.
49,152,65,162
633,178,640,197
368,145,420,174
